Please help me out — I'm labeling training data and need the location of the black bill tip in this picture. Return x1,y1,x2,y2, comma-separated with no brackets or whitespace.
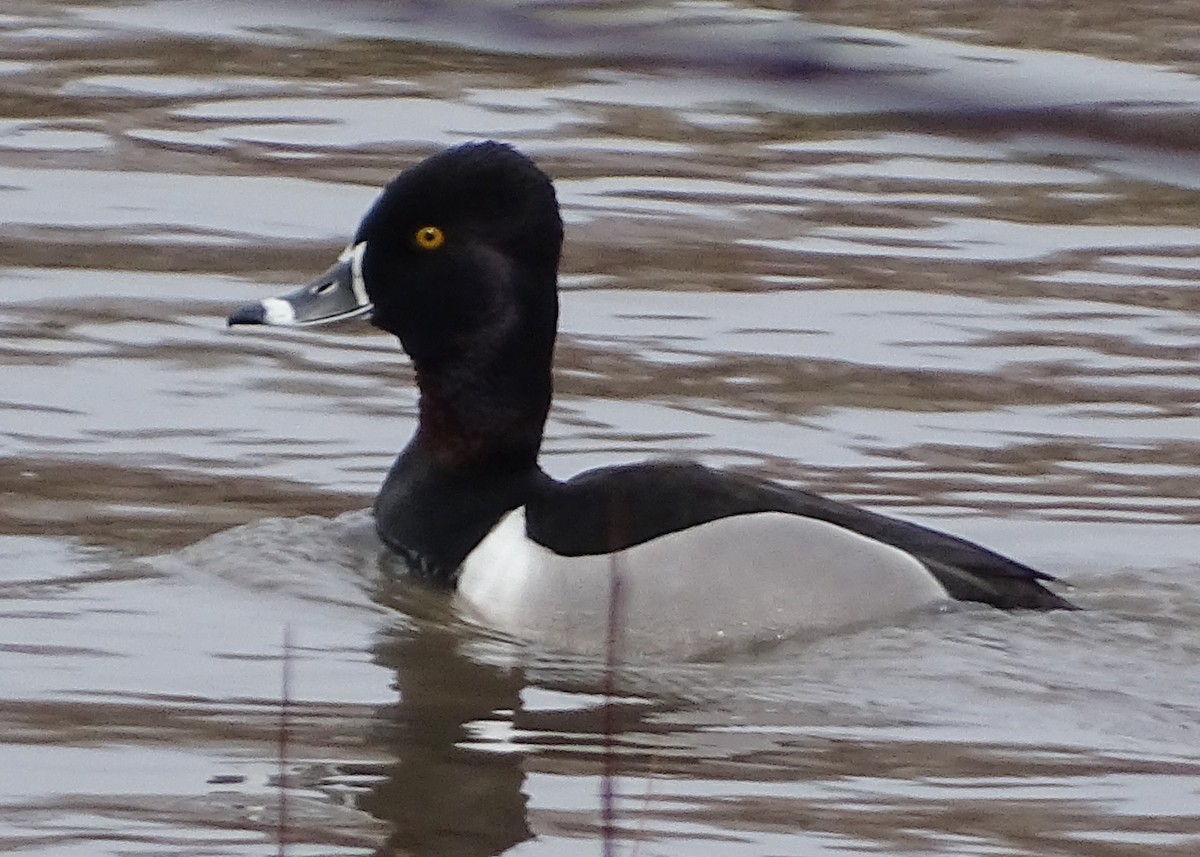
227,302,266,326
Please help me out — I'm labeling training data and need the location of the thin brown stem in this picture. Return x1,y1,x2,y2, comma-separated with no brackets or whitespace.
278,624,293,857
601,496,626,857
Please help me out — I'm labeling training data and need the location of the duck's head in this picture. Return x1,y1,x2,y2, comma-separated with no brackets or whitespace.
228,141,563,374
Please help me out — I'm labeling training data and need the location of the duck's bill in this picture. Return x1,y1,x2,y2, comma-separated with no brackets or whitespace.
227,242,373,327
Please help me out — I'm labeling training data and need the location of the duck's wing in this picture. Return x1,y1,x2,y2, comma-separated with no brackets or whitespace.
525,461,1074,611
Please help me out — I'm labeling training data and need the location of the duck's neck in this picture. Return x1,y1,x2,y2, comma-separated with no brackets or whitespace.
412,350,551,471
373,340,554,582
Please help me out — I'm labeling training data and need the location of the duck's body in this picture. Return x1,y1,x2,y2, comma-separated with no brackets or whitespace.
229,141,1072,652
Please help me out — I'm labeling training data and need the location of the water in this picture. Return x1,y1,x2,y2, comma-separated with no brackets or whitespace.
3,0,1200,854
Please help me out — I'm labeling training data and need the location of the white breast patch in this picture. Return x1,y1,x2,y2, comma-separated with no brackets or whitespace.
455,507,948,658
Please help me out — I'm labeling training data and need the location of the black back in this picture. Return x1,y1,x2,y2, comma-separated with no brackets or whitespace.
525,461,1075,610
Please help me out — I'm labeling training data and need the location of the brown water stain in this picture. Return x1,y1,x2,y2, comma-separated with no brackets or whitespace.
0,458,366,552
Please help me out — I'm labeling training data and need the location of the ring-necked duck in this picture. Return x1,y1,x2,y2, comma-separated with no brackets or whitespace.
228,141,1073,653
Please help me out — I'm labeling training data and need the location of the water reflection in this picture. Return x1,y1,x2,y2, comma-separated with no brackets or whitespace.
367,619,532,856
353,592,1200,856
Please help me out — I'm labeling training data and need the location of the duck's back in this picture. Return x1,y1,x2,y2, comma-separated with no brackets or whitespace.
526,462,1069,605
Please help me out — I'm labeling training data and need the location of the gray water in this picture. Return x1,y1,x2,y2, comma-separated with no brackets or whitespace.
3,1,1200,854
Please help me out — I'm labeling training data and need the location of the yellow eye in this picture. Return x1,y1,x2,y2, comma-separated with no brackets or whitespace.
414,225,445,250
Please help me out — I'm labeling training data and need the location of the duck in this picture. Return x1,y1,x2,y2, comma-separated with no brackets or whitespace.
228,141,1074,655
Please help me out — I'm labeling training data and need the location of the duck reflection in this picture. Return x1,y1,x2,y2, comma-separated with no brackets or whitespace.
362,587,532,857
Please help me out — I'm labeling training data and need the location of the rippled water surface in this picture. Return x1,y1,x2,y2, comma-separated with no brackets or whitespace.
4,1,1200,854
